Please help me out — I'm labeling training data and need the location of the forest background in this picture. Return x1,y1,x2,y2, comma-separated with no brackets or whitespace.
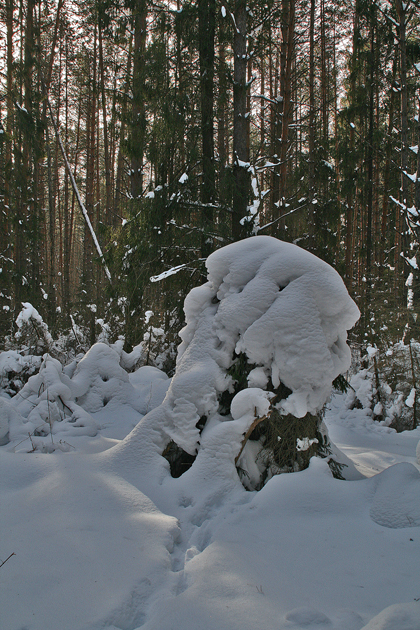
0,0,419,375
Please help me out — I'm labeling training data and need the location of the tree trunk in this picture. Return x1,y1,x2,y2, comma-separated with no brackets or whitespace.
83,28,98,307
198,0,216,256
394,0,408,297
278,0,295,211
380,57,397,266
115,38,132,223
63,36,70,310
344,3,359,287
416,99,420,218
217,24,228,175
130,0,147,200
308,0,316,243
365,8,375,285
98,24,113,225
232,0,249,239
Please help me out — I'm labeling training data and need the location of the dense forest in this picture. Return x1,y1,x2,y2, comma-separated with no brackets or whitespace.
0,0,419,359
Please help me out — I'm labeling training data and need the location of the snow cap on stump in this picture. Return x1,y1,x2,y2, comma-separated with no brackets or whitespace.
165,236,360,454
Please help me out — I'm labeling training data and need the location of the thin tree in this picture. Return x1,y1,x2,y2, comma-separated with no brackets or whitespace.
232,0,249,239
198,0,216,255
130,0,147,200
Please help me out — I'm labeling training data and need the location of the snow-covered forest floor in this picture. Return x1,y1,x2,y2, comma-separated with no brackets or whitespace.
1,340,419,630
1,238,419,630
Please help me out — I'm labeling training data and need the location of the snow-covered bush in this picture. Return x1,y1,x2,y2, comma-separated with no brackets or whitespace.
1,301,168,399
350,341,419,431
132,236,360,490
1,341,170,452
0,350,43,396
1,304,85,395
13,302,53,354
140,310,177,373
379,341,418,431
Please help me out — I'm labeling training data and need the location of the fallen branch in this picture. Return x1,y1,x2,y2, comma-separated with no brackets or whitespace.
235,413,269,465
42,80,112,284
235,395,280,465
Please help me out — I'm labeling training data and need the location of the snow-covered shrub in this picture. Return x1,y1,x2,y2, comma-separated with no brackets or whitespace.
354,341,419,431
381,341,418,431
13,302,53,355
0,350,43,396
2,341,169,452
143,330,177,374
138,236,360,490
1,304,87,395
141,310,171,370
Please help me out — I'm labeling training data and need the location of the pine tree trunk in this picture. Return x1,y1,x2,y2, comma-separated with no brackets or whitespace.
308,0,316,244
278,0,295,212
394,0,408,298
198,0,216,256
115,41,132,223
344,3,359,287
98,24,113,225
130,0,147,200
232,0,249,239
63,36,72,310
416,99,420,218
380,57,397,266
83,29,98,316
217,26,228,174
365,10,375,286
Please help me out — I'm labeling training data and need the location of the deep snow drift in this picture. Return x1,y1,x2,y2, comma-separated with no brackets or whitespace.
1,237,420,630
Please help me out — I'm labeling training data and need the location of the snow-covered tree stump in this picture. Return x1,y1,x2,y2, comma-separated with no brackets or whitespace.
157,236,360,490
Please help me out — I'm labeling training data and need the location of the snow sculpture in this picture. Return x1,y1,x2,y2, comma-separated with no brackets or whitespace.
158,236,360,488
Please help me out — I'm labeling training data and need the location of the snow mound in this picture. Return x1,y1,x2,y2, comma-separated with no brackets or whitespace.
129,365,170,414
360,601,420,630
70,342,138,412
0,349,40,379
107,236,360,498
230,387,273,421
208,236,359,419
0,398,23,445
370,462,420,528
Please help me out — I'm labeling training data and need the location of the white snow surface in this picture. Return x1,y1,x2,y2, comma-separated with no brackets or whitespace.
1,238,419,630
1,343,420,630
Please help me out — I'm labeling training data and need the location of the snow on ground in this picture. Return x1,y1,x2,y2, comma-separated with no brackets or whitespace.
1,356,419,630
0,237,419,630
326,387,420,479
